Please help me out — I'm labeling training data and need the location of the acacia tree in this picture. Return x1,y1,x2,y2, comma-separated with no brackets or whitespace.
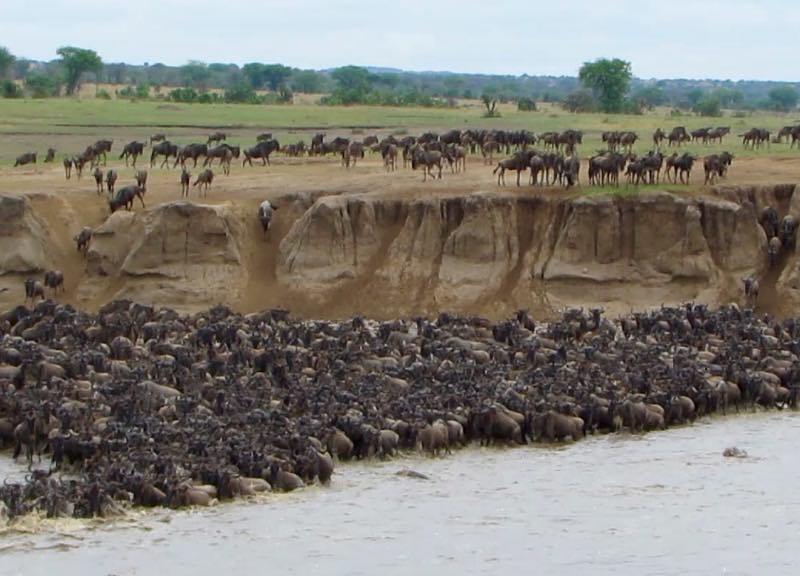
769,86,799,111
57,46,102,95
180,61,211,90
0,46,15,79
578,58,632,113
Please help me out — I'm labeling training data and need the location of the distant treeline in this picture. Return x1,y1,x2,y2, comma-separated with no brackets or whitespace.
0,45,798,114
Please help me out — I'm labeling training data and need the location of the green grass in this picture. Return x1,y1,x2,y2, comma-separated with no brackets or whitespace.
0,97,798,163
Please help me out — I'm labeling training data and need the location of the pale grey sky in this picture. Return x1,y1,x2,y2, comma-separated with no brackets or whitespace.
2,0,798,81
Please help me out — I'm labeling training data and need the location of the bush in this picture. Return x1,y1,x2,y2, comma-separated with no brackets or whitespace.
517,97,537,112
96,89,112,100
224,83,258,104
562,90,595,113
169,87,199,103
1,80,23,99
25,74,59,98
693,96,722,117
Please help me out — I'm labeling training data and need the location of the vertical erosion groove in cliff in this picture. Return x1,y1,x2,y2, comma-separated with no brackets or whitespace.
0,186,798,317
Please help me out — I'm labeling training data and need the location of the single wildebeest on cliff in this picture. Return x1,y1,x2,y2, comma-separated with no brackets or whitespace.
74,227,93,255
258,200,277,235
23,278,45,304
109,185,146,213
135,170,148,191
180,168,191,197
93,167,104,195
44,270,64,296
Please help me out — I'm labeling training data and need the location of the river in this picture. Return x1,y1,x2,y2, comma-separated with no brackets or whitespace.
1,412,798,576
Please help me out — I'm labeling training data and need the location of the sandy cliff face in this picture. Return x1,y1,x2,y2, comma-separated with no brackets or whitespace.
83,201,244,308
0,186,793,318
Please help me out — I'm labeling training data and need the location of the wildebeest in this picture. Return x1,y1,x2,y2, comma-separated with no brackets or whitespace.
768,236,782,268
243,140,280,166
105,169,118,195
14,152,36,167
381,143,398,172
652,128,665,148
493,151,533,186
151,141,179,168
44,270,64,295
89,139,113,165
175,143,208,168
760,206,780,239
193,169,214,196
74,227,93,255
208,132,226,145
180,168,191,197
63,157,73,179
667,127,690,147
780,215,798,249
93,167,105,194
44,148,56,163
109,185,146,213
411,147,442,181
666,153,696,184
256,133,273,142
24,278,45,304
343,142,365,168
120,141,146,167
135,170,148,191
150,133,167,145
258,200,277,235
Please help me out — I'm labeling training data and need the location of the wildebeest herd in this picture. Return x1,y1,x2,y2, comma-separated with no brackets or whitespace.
13,123,785,193
0,299,798,521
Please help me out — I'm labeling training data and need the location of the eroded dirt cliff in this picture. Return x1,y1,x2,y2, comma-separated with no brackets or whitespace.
0,185,796,318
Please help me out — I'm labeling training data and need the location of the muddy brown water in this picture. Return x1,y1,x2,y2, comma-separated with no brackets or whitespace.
1,412,798,576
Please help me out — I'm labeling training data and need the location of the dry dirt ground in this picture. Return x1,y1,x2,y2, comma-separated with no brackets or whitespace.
0,151,798,319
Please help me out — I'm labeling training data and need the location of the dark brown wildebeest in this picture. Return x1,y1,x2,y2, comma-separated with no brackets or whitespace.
150,133,167,145
625,156,648,185
90,139,113,165
444,144,467,174
760,206,780,239
44,270,64,295
642,151,664,184
180,168,191,197
44,148,56,163
780,215,798,249
670,153,696,184
207,132,226,145
343,142,365,168
74,227,93,255
741,128,770,149
282,142,306,156
653,129,666,148
481,139,500,165
93,167,105,194
243,140,280,166
193,169,214,196
667,127,690,147
24,278,45,304
120,141,146,167
620,131,638,153
588,152,626,186
411,147,442,181
13,412,44,468
150,141,179,168
14,152,36,167
135,169,148,191
690,127,711,144
493,151,535,186
105,169,118,195
381,143,398,172
63,157,73,179
310,133,325,155
768,236,782,268
258,200,277,235
74,149,95,177
175,143,208,168
362,135,379,148
205,144,239,167
704,155,724,185
707,127,730,145
743,276,759,308
109,185,146,213
256,132,273,142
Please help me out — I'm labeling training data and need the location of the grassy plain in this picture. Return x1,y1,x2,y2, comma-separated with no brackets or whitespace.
1,97,799,163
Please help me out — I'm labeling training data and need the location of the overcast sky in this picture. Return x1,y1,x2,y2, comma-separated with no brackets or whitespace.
2,0,797,81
